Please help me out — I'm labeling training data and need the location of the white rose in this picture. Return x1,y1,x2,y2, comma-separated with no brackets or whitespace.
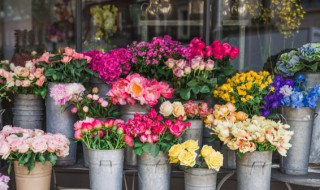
160,101,173,117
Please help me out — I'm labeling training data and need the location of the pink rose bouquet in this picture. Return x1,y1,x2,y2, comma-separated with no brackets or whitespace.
0,126,70,172
159,100,211,120
36,47,96,83
214,116,294,156
0,172,9,190
129,35,184,81
74,117,128,150
1,60,48,98
107,73,174,106
83,48,131,84
120,109,190,157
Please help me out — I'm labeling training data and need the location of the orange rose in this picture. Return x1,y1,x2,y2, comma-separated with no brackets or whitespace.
235,111,248,122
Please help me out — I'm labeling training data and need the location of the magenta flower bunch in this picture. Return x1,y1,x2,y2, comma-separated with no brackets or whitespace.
83,48,131,84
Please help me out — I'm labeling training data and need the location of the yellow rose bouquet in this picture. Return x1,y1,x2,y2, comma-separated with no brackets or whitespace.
213,71,273,117
214,116,294,157
168,140,223,171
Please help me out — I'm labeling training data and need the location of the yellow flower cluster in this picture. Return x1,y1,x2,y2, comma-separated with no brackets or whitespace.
168,140,223,171
213,71,272,116
204,103,248,134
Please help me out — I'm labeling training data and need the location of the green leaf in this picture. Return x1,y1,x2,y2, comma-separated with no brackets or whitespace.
150,144,160,157
134,141,144,148
39,154,46,163
164,134,174,141
142,143,152,153
191,86,201,94
134,147,143,155
179,89,191,100
187,79,198,87
200,86,210,93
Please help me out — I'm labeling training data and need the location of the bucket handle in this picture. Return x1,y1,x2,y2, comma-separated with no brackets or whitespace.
0,109,5,117
315,113,319,118
279,114,287,124
250,161,268,175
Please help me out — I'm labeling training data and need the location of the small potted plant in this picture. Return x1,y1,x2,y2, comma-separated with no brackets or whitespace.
122,108,190,190
168,140,223,190
0,126,69,190
74,118,127,190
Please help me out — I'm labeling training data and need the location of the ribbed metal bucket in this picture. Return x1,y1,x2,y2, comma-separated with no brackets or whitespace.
138,151,171,190
182,120,203,146
12,94,43,130
121,104,150,167
88,149,124,190
280,107,315,175
184,168,217,190
46,82,78,166
14,161,52,190
90,77,111,98
237,151,272,190
304,72,320,163
221,145,236,169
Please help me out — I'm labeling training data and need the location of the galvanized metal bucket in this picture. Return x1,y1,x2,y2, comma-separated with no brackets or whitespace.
83,142,89,167
221,145,236,169
182,120,203,146
46,82,78,166
184,168,217,190
138,151,171,190
88,148,124,190
12,94,44,130
90,77,111,98
121,104,150,167
237,151,273,190
280,106,315,175
304,72,320,163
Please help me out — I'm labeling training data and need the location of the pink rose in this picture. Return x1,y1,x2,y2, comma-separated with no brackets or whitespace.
6,135,22,151
21,80,31,87
199,60,205,71
1,126,14,136
72,53,84,60
36,76,46,87
33,68,44,78
74,120,83,130
61,56,72,63
184,66,192,74
0,140,10,159
222,43,232,56
144,87,160,106
176,59,187,69
191,56,202,70
47,138,59,153
124,135,133,147
31,137,48,153
20,68,30,77
64,47,75,57
85,56,92,63
101,101,109,107
74,130,83,140
165,58,176,68
98,98,104,104
205,46,214,57
56,146,69,157
211,40,222,48
173,67,184,77
206,59,215,71
168,123,184,138
37,52,52,63
140,135,147,143
82,106,89,113
18,141,29,154
230,47,239,59
92,94,99,101
71,107,78,114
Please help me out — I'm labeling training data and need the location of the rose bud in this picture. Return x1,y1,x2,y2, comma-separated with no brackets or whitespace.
92,87,99,94
82,106,89,113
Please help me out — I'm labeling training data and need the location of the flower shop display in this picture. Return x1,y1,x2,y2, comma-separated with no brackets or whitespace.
74,118,127,190
46,83,86,166
166,38,239,100
204,103,248,169
107,73,174,166
0,60,10,102
159,100,210,147
128,35,183,81
214,116,293,190
0,172,9,190
83,49,131,97
1,60,47,130
275,43,320,76
214,70,273,117
169,140,223,190
121,109,190,190
0,126,69,190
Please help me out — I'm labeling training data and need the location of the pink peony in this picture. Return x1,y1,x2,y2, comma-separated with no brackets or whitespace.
71,107,78,114
50,84,68,105
124,135,133,147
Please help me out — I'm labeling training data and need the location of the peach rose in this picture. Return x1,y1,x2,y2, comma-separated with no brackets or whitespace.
61,56,72,63
36,76,46,87
21,80,31,87
33,68,44,78
235,111,248,121
172,102,186,118
64,47,75,56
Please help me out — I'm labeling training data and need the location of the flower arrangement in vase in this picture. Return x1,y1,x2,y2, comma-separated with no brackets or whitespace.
83,48,131,84
50,84,119,120
120,108,190,157
1,60,47,98
214,70,273,117
0,126,70,171
107,73,174,107
165,38,239,100
36,47,95,83
275,43,320,76
0,60,11,100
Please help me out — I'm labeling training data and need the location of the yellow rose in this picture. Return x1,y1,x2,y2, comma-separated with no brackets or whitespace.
168,144,184,163
172,102,186,118
225,103,236,113
159,101,173,117
204,114,214,125
235,111,248,122
201,145,215,158
204,151,224,171
183,140,199,152
178,150,197,167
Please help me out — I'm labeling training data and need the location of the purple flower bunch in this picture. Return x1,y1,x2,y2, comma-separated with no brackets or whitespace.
260,76,294,117
0,172,9,190
83,49,131,84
